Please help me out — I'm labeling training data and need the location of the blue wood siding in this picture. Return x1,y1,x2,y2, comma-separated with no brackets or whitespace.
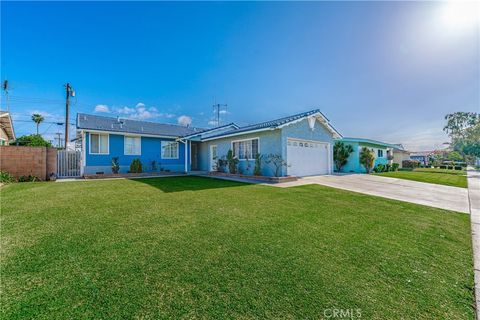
84,132,190,174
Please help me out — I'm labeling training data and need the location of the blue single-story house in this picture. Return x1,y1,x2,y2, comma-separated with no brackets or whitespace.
76,109,342,177
336,137,399,173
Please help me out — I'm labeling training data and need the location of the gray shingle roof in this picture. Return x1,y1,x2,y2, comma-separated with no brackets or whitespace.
76,113,203,137
204,109,340,140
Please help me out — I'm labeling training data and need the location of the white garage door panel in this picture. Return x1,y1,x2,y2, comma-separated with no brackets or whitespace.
287,139,329,176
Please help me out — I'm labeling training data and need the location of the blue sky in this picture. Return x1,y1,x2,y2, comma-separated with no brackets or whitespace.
1,1,479,150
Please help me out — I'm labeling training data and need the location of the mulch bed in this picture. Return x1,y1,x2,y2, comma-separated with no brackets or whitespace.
84,172,185,179
208,172,297,183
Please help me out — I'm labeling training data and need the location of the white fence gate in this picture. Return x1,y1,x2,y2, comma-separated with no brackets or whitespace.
57,150,81,178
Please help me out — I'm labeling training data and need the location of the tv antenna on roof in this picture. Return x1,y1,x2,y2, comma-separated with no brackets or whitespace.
212,98,227,127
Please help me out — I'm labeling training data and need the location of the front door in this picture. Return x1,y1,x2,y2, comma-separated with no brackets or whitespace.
191,144,198,170
210,145,217,171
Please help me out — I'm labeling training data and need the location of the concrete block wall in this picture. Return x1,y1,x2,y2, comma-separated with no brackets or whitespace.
0,146,57,180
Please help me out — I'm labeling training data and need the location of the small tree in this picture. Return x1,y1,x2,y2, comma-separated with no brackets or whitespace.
359,147,375,173
333,141,353,172
266,154,288,177
31,114,44,135
111,157,120,174
129,159,143,173
226,149,239,174
253,153,263,176
447,151,463,162
15,134,52,147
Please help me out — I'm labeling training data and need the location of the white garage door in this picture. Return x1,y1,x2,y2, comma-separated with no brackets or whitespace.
287,139,330,176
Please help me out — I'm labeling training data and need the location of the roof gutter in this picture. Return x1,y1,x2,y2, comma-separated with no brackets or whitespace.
77,128,178,139
201,127,277,142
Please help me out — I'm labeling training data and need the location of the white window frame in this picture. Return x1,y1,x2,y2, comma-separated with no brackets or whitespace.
89,133,109,155
161,141,179,159
0,138,6,146
124,135,141,155
378,149,384,158
231,137,260,161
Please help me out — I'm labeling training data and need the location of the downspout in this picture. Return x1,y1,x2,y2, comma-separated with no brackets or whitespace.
177,138,188,173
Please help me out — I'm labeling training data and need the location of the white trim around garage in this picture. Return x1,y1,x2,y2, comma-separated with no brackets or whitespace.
286,137,331,176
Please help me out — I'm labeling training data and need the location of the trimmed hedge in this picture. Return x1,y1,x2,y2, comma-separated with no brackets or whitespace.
402,160,421,168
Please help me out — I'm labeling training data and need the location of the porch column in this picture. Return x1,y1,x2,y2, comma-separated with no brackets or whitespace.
184,140,188,173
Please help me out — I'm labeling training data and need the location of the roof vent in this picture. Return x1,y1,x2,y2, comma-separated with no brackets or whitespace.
308,116,316,131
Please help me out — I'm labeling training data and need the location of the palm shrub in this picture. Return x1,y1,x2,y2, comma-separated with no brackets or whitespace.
254,153,263,176
333,141,353,172
226,150,239,174
129,159,143,173
111,157,120,174
359,147,375,173
0,171,15,183
373,164,385,173
392,163,399,171
217,157,227,173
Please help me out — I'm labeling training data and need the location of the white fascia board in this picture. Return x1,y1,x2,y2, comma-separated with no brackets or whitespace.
201,127,276,142
81,129,177,139
182,124,240,139
277,112,342,139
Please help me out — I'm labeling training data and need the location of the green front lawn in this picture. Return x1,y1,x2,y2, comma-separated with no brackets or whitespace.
374,168,468,188
1,177,474,319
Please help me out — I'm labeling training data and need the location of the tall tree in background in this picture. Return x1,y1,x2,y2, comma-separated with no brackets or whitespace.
31,113,44,135
443,112,480,160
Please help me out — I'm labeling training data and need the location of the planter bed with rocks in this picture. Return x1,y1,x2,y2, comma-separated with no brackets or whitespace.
84,172,185,179
208,172,297,183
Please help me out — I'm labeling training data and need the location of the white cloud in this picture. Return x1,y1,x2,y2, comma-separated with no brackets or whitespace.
27,110,63,122
101,103,178,121
381,124,450,152
115,106,136,114
30,110,53,117
208,120,217,126
177,115,192,126
161,113,176,119
94,104,110,113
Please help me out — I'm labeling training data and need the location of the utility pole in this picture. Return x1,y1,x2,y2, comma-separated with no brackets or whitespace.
64,83,75,149
212,102,227,127
55,132,63,148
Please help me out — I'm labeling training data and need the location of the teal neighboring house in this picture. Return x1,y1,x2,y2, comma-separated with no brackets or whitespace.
337,137,399,173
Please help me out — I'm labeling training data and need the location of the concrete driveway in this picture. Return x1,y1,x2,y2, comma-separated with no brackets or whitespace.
273,174,469,213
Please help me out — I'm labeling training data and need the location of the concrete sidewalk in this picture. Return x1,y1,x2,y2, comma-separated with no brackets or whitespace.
467,169,480,319
272,173,470,213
